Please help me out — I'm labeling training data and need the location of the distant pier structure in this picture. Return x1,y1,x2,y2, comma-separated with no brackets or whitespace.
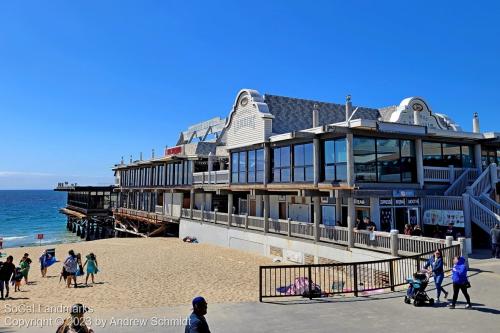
55,183,117,241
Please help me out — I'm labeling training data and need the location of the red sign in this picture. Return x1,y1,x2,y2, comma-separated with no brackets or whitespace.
37,234,44,240
165,146,183,156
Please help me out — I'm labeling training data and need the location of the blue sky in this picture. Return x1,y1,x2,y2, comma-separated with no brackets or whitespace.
0,1,499,189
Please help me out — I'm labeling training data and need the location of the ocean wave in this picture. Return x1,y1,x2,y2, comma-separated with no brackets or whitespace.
1,236,29,241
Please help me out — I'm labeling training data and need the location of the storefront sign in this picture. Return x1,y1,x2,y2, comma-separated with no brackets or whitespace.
423,209,464,228
407,198,420,206
354,198,369,206
379,198,394,206
393,189,415,197
394,198,406,206
165,146,183,156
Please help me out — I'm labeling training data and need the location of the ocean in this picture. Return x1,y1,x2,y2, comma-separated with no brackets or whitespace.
0,190,81,249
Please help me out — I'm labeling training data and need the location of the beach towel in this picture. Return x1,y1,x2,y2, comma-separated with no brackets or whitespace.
277,277,321,296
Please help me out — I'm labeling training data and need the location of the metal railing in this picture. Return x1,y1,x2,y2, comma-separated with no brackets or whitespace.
259,245,461,301
422,196,463,211
192,170,230,185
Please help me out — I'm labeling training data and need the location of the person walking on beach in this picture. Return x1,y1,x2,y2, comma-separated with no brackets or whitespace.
20,253,32,284
40,250,51,278
56,303,94,333
490,223,500,259
83,253,98,285
185,296,210,333
449,256,472,309
424,249,449,302
0,255,16,299
63,250,78,288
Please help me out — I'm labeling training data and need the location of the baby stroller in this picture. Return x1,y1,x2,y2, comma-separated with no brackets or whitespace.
404,269,434,306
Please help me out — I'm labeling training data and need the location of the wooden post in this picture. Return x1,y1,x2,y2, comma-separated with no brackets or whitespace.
390,230,399,257
287,218,292,237
313,196,321,242
449,165,455,184
227,193,233,227
445,236,453,247
245,213,249,229
462,193,472,239
263,194,270,234
490,163,498,192
459,237,469,267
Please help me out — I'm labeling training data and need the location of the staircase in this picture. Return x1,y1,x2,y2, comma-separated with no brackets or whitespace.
441,163,500,233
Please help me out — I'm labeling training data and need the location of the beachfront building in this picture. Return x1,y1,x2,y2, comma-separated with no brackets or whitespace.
55,183,117,240
112,89,500,262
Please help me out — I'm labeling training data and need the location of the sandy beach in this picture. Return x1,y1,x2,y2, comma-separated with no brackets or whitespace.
0,238,271,317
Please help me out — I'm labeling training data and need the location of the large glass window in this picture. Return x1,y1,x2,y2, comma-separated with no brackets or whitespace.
293,143,314,182
272,146,291,182
424,141,475,168
231,149,265,183
354,137,416,183
353,137,377,182
324,138,347,181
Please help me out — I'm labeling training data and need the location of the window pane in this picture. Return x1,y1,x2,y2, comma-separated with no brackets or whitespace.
239,171,247,183
256,149,264,171
248,171,255,183
442,143,461,167
461,145,474,168
336,163,347,181
305,166,314,182
325,165,335,180
281,146,290,167
294,145,305,167
256,170,264,183
232,172,238,183
304,143,313,166
293,167,304,181
273,169,280,182
239,152,247,172
273,148,281,167
231,153,239,173
400,140,415,157
377,139,400,182
401,157,416,183
354,163,377,182
423,141,443,167
248,150,256,171
281,168,290,182
335,138,347,163
378,160,400,182
324,141,335,164
353,137,376,164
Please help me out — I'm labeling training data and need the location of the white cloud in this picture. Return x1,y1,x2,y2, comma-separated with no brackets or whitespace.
0,171,55,177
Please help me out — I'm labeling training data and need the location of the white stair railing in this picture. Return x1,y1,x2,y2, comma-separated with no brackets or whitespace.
478,193,500,216
445,168,471,196
469,196,500,232
469,164,493,197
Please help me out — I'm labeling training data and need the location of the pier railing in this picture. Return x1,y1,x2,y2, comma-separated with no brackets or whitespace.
259,244,461,301
423,166,463,183
192,170,230,185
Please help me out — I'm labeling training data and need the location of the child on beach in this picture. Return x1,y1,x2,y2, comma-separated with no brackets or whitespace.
13,267,23,292
83,253,98,285
20,253,31,284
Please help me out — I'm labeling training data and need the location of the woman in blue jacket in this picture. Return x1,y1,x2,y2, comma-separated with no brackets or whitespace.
424,249,448,302
449,256,471,309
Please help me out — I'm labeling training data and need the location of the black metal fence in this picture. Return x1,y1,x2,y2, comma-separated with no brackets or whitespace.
259,245,461,301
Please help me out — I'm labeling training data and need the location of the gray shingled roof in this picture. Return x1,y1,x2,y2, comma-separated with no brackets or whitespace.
263,94,381,134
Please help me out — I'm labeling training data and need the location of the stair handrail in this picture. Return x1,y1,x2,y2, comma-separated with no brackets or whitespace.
469,165,492,197
479,193,500,216
469,196,500,231
445,168,471,196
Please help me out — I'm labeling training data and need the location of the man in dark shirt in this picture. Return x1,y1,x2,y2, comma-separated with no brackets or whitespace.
355,218,366,230
411,225,423,236
365,217,377,231
0,255,16,299
185,296,210,333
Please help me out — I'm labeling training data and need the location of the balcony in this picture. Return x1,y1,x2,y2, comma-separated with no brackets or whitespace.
192,170,229,185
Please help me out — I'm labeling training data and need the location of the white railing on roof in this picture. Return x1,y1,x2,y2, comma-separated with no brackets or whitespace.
424,166,463,183
192,170,229,185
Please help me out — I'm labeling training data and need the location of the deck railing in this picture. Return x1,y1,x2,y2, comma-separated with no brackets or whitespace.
423,166,463,183
192,170,230,185
469,164,493,197
289,221,315,240
444,168,471,196
268,219,289,235
181,208,190,218
318,225,349,245
259,245,461,301
422,195,463,211
478,193,500,216
353,230,391,252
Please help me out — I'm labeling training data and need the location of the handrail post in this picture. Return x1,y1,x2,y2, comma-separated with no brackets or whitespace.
287,218,292,237
390,230,399,257
389,260,395,291
449,165,455,184
445,235,453,247
245,213,249,229
458,237,469,267
353,263,359,297
214,208,218,224
490,163,498,192
308,266,313,300
259,267,263,302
